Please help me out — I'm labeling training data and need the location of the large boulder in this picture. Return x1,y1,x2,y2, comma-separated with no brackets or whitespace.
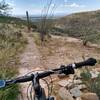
70,87,82,97
81,93,99,100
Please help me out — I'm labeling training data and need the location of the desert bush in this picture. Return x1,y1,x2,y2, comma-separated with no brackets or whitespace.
80,70,100,99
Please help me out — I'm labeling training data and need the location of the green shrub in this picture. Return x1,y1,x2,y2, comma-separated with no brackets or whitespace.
81,71,100,99
0,85,19,100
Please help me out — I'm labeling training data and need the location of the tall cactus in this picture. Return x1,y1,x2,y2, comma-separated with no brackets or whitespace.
26,11,30,32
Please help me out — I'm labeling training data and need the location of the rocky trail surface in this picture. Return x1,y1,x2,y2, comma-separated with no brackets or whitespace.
18,32,44,100
18,32,100,100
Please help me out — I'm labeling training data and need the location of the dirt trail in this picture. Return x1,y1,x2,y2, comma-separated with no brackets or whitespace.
39,35,100,69
18,32,43,100
18,32,100,100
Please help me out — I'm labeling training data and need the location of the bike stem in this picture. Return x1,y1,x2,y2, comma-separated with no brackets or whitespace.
32,73,50,100
32,73,42,97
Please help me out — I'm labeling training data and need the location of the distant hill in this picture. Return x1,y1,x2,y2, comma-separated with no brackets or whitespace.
20,16,59,22
0,16,26,25
53,10,100,44
0,16,37,29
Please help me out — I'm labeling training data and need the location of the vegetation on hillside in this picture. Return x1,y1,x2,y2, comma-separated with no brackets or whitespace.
0,15,37,29
0,23,27,100
53,10,100,44
0,1,37,99
0,0,99,99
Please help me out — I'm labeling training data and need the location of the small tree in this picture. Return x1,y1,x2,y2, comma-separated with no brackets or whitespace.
39,0,56,42
0,0,11,16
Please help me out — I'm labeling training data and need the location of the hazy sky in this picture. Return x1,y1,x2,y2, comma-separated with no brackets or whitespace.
3,0,100,15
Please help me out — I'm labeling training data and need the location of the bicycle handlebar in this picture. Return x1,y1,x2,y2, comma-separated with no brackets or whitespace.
0,58,97,88
75,58,96,68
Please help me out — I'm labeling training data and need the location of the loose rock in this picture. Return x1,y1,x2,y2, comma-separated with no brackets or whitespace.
76,97,82,100
81,93,99,100
90,70,99,79
77,84,86,90
70,87,82,97
74,80,82,85
59,87,74,100
58,79,72,87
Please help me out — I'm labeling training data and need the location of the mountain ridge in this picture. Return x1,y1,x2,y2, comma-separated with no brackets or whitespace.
54,9,100,44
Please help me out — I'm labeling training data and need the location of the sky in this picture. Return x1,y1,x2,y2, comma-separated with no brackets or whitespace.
2,0,100,16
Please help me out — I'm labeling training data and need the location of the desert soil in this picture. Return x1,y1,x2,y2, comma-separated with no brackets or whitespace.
18,32,100,100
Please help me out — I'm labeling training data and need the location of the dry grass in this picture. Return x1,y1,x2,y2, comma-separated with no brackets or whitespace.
0,24,27,100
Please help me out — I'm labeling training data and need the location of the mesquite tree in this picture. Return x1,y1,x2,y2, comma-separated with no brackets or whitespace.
0,0,11,16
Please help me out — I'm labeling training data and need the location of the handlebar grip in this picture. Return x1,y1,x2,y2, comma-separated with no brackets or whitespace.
75,58,97,68
0,80,6,88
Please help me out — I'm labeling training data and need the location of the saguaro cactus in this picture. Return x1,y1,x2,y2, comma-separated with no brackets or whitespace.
26,11,30,32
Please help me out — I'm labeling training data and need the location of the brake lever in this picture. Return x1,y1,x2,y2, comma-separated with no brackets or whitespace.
60,65,75,75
